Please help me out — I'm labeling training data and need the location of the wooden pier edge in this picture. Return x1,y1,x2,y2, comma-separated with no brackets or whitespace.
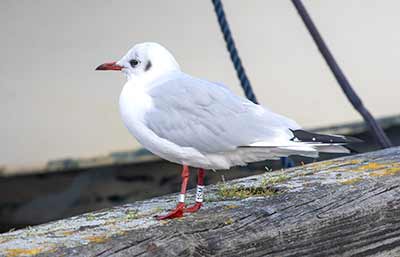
1,147,400,257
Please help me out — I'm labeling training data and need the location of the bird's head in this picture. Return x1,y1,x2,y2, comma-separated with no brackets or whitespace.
96,42,180,81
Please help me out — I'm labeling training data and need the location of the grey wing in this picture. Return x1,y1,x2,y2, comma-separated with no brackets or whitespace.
145,75,299,153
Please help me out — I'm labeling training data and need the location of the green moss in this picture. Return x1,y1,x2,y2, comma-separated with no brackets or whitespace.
341,177,362,185
261,174,290,186
151,207,163,214
85,214,96,221
224,218,234,225
217,183,278,200
125,209,139,220
224,205,239,210
204,195,220,202
300,171,315,176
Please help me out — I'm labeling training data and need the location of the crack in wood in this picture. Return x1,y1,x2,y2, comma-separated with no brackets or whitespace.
2,147,400,257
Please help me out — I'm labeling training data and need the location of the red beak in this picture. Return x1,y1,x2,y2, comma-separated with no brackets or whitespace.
95,62,123,71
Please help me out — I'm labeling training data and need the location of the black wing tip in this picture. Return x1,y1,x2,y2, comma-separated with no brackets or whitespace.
290,129,363,144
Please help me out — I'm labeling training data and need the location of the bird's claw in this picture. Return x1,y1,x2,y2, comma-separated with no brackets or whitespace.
155,201,203,220
184,202,202,213
156,202,185,220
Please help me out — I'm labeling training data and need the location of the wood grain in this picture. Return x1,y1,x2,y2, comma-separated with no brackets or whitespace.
1,147,400,257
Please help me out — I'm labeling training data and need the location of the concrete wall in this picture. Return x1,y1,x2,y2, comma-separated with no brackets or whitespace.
1,0,399,166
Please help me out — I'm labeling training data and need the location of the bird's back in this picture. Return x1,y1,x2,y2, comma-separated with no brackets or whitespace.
145,72,300,154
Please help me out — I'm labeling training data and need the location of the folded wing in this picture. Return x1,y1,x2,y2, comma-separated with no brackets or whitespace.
145,74,300,153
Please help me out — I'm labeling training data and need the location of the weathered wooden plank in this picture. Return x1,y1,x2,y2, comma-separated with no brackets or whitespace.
1,147,400,257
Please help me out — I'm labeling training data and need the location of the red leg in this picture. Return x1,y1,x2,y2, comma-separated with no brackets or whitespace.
185,168,205,213
156,165,190,220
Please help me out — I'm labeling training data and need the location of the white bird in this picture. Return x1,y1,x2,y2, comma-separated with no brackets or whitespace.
96,42,360,219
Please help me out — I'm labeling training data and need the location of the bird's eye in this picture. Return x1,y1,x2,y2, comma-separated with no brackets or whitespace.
129,59,140,67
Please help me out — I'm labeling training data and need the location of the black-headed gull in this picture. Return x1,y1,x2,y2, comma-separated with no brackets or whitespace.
96,42,360,219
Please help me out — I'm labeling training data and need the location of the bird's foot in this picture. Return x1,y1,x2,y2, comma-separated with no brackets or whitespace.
156,202,185,220
184,202,202,213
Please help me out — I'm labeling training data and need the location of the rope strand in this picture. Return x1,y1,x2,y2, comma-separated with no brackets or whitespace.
291,0,392,148
211,0,294,167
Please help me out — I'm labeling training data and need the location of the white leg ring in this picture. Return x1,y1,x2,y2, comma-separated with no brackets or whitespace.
178,194,185,203
195,185,205,203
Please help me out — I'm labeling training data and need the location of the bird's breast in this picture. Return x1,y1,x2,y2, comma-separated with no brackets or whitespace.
118,82,200,166
119,83,154,141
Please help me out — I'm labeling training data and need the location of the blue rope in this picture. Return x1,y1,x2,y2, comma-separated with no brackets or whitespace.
211,0,258,104
291,0,392,148
211,0,294,168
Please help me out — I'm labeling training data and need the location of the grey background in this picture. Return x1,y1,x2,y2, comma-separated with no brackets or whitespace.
0,0,399,166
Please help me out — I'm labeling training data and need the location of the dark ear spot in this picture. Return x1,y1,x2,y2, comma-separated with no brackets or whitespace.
144,61,152,72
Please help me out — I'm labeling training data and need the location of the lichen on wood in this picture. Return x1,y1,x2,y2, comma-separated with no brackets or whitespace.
1,147,400,257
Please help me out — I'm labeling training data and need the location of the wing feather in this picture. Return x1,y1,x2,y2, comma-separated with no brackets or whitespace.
145,74,299,153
